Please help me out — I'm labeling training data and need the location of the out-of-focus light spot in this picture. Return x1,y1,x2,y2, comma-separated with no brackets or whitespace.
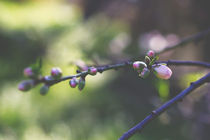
149,34,168,51
166,34,180,46
139,30,180,52
159,112,170,125
109,33,130,55
0,2,78,30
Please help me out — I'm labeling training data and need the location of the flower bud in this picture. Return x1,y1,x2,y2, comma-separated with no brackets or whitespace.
89,67,97,75
153,65,172,80
133,61,147,71
23,67,34,78
18,80,34,91
51,67,62,79
78,77,85,91
139,68,150,78
144,56,151,65
69,77,78,88
40,85,49,95
147,50,155,58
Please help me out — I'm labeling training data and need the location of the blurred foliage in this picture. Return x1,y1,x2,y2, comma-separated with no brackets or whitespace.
155,79,169,101
0,0,210,140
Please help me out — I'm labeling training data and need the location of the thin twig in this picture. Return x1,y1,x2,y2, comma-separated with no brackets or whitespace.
156,28,210,55
119,73,210,140
157,60,210,68
43,60,210,86
42,61,133,86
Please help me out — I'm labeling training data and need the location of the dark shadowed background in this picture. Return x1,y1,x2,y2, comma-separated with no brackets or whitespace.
0,0,210,140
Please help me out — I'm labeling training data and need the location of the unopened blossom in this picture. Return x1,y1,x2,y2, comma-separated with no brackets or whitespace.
147,50,155,58
51,67,62,79
153,64,172,79
40,85,49,95
69,78,78,88
24,67,34,77
18,80,34,91
133,61,147,71
89,67,97,75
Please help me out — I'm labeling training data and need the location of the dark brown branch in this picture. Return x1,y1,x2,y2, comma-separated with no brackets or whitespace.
119,73,210,140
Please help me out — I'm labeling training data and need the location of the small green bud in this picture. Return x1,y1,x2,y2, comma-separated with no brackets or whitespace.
144,56,151,65
78,77,85,91
40,85,49,95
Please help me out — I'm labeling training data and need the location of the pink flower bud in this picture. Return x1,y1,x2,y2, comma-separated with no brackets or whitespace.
147,50,155,58
133,61,147,71
18,80,34,91
153,65,172,79
89,67,97,75
69,78,78,88
139,68,150,78
23,67,34,77
51,67,62,79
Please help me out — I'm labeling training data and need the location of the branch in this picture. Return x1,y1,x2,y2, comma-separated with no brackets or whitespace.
119,73,210,140
45,61,133,86
42,60,210,86
19,28,210,94
155,28,210,55
21,28,210,88
157,60,210,68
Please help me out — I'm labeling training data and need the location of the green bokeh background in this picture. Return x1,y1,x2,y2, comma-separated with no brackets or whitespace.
0,0,210,140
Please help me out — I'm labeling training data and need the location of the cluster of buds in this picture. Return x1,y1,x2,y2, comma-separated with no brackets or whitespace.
18,50,172,95
133,61,149,78
39,67,63,94
133,50,172,80
69,77,86,91
18,66,39,92
18,66,64,95
68,66,97,91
